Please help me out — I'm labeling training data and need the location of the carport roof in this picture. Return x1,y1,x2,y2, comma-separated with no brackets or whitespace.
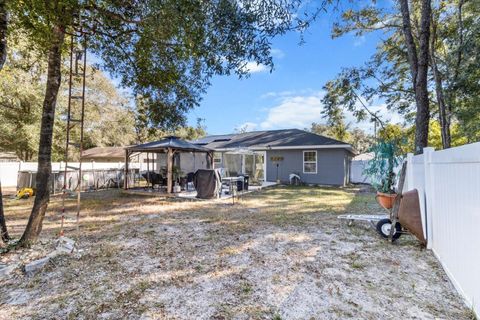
127,136,212,153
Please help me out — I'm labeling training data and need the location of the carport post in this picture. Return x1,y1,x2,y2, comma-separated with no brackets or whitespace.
124,149,130,190
167,148,173,193
208,152,214,169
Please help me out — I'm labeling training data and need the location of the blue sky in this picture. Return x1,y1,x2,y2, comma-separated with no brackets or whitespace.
185,12,397,135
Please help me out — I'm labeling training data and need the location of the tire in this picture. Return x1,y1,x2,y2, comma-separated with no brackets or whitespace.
376,218,402,240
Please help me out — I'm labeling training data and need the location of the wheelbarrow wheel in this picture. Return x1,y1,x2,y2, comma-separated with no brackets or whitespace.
376,218,402,240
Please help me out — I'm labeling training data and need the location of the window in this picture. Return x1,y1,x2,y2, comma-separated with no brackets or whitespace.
303,151,317,174
213,152,222,168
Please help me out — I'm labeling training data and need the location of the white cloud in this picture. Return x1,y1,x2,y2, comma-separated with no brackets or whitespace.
260,90,295,99
260,88,316,100
353,35,366,47
260,92,326,129
235,122,258,132
243,62,268,74
248,91,403,134
271,48,285,59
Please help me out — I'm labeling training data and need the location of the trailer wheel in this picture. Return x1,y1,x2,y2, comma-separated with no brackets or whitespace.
376,218,402,240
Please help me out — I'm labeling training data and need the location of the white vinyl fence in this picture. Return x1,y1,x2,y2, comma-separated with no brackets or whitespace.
405,143,480,317
0,161,141,187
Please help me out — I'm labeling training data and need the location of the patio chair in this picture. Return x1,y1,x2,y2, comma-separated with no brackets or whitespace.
142,171,166,189
186,172,195,191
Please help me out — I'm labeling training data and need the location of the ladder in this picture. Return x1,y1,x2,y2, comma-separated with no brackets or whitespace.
60,19,87,237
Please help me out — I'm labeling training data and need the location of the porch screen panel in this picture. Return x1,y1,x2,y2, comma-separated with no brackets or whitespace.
223,154,242,176
244,155,255,177
254,153,265,182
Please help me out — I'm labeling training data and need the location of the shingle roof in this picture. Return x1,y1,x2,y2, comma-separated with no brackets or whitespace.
127,136,211,153
192,129,351,150
192,134,235,145
82,147,126,159
0,151,19,160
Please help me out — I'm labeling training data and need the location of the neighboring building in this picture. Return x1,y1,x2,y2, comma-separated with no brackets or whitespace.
350,152,374,184
352,152,374,161
0,151,20,162
192,129,355,186
82,147,127,162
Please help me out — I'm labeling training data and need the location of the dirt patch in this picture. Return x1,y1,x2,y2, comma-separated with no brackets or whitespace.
0,186,471,319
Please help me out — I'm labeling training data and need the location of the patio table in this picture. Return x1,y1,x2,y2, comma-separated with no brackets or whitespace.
221,176,244,204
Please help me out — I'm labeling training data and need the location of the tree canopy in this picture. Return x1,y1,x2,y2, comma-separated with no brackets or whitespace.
88,0,317,128
322,0,479,152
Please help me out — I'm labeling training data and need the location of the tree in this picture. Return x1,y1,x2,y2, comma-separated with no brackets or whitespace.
310,120,350,142
0,179,8,243
378,124,414,155
325,0,432,154
135,116,207,143
319,97,351,142
52,66,137,160
398,0,432,154
174,119,207,141
441,0,480,143
0,0,6,69
18,24,65,246
6,0,318,246
326,0,479,152
0,40,138,162
348,128,375,154
0,35,44,161
310,123,332,137
310,123,374,153
0,0,7,243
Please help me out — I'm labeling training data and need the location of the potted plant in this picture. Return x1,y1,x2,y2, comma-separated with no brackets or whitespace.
364,140,402,209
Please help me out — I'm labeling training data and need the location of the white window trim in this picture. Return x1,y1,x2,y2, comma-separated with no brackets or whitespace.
303,150,317,174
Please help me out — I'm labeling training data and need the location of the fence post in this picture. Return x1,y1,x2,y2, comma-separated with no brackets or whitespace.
423,147,435,249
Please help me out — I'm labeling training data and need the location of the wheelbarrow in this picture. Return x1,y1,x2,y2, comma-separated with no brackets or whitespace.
338,190,424,243
339,162,426,244
337,213,403,240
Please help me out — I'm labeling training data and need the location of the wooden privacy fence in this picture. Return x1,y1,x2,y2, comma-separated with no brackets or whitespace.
405,143,480,317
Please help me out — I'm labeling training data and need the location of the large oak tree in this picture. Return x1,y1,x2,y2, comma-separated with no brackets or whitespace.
3,0,319,246
322,0,478,152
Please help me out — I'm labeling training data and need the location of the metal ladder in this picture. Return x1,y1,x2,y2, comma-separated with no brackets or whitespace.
60,20,87,237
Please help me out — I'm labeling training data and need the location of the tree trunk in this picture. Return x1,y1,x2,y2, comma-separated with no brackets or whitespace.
0,0,7,70
18,25,65,247
430,16,451,149
0,180,10,243
0,0,8,243
432,65,451,149
398,0,431,154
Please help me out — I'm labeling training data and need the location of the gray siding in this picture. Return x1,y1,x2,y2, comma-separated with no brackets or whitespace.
266,149,348,186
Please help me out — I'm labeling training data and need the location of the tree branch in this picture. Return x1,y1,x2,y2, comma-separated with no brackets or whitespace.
350,88,386,130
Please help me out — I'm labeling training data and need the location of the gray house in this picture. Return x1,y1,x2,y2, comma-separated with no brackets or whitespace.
192,129,355,186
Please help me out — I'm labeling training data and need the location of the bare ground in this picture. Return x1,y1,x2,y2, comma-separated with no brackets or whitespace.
0,186,472,319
